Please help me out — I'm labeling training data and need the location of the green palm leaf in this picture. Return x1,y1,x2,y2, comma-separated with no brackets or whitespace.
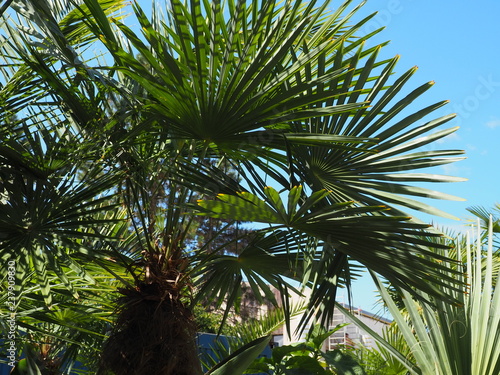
0,160,125,304
197,186,461,328
345,220,500,375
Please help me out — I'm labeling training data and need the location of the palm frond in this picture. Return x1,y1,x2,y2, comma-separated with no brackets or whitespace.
344,219,500,375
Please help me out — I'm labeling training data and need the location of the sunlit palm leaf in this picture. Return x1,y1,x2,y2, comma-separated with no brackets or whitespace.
80,0,378,147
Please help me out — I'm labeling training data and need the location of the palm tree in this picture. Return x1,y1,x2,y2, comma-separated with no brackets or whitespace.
344,220,500,375
0,261,128,374
0,0,466,373
468,204,500,234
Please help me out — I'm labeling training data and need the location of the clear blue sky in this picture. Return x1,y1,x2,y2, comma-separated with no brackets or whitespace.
346,0,500,311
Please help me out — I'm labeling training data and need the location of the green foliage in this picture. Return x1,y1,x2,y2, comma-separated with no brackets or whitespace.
340,219,500,375
245,325,366,375
9,356,40,375
193,304,227,335
346,325,411,375
0,260,128,374
468,204,500,234
207,336,272,375
0,0,468,373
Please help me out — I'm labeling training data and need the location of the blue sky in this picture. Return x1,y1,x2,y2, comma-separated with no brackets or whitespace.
345,0,500,311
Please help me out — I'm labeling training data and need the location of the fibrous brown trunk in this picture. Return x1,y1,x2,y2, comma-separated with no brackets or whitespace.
98,281,201,375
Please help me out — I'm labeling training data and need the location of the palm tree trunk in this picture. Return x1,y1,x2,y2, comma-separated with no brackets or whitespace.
99,265,201,374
